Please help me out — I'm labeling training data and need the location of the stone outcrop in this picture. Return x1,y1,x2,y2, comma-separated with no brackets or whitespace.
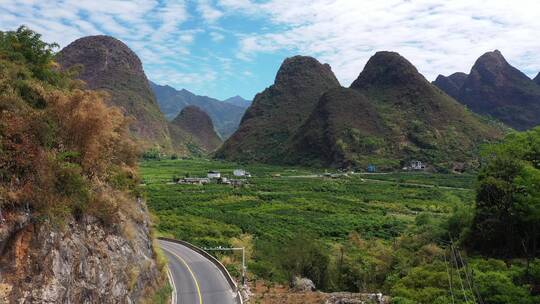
0,200,164,303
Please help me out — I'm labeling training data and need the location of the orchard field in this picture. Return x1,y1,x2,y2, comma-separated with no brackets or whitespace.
140,158,539,303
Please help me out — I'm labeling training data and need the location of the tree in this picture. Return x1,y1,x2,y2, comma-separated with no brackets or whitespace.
468,127,540,258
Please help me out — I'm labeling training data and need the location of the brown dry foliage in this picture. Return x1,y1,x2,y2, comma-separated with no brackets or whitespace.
0,58,138,223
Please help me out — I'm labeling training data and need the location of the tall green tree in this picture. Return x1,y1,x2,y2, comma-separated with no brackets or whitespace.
468,127,540,258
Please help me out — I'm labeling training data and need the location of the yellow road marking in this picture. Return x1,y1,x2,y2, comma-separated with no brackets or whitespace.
162,245,203,304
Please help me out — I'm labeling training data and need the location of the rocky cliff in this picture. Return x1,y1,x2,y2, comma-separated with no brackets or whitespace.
215,56,340,162
0,28,167,303
57,36,172,149
0,202,164,303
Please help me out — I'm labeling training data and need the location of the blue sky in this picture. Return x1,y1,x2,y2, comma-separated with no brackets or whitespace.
1,0,540,100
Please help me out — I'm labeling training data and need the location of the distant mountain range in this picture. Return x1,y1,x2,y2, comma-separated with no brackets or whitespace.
223,95,251,108
433,50,540,130
150,82,250,139
56,34,537,166
217,53,506,170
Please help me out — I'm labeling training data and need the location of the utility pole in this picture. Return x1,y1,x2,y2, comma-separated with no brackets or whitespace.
204,246,246,286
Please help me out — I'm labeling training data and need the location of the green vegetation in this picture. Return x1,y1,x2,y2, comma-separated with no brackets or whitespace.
141,157,539,302
0,26,139,223
467,127,540,258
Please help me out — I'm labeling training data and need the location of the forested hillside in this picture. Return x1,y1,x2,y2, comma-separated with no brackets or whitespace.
0,27,168,303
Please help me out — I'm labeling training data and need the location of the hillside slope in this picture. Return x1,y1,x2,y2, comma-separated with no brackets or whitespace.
534,72,540,85
0,27,166,302
56,36,172,149
215,55,340,162
286,51,505,170
435,50,540,130
285,87,387,167
151,82,247,139
170,106,222,153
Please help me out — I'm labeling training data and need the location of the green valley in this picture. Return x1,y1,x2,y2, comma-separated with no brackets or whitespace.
141,158,540,303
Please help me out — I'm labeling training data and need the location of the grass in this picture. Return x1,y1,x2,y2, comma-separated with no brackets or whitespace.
355,171,476,189
140,159,475,281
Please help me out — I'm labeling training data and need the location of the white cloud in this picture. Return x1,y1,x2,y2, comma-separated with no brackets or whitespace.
197,0,223,23
209,31,225,42
226,0,540,84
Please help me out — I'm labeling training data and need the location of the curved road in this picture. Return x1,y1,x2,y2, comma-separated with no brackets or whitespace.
159,239,239,304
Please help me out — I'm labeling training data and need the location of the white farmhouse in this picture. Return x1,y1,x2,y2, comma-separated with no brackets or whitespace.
233,169,245,176
233,169,251,177
207,171,221,179
410,160,426,170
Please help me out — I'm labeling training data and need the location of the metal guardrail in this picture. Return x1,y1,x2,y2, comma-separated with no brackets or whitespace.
159,237,243,304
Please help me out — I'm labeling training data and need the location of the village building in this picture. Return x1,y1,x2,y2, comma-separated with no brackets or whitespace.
207,171,221,179
233,169,251,177
410,160,426,170
178,177,210,185
218,177,231,185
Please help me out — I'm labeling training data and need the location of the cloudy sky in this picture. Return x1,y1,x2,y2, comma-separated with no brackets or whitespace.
1,0,540,100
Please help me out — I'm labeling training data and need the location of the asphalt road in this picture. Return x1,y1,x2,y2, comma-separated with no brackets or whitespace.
159,240,239,304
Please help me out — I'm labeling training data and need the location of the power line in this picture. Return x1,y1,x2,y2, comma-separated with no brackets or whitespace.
444,250,456,304
450,243,470,303
453,243,477,304
455,243,484,304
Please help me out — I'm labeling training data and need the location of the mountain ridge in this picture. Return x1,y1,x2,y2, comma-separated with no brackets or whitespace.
215,55,341,162
223,95,251,108
151,82,247,139
170,105,222,152
432,72,468,100
56,35,172,150
222,51,505,170
434,50,540,130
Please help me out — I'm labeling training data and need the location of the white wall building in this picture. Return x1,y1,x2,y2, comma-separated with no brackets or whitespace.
207,171,221,179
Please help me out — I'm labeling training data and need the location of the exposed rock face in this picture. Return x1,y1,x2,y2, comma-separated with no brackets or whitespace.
0,201,163,303
445,50,540,130
292,277,316,292
432,72,468,100
57,36,172,149
325,292,389,304
215,55,340,162
285,87,386,167
170,105,222,152
151,82,248,139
